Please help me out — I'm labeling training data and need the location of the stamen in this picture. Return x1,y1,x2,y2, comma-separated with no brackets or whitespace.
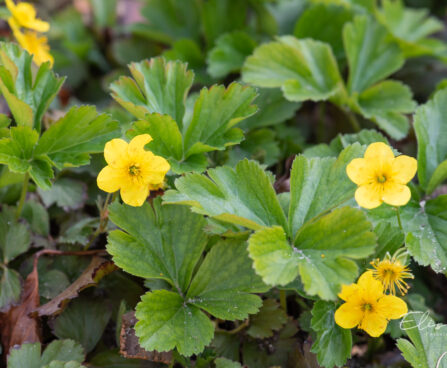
377,175,387,183
129,164,140,176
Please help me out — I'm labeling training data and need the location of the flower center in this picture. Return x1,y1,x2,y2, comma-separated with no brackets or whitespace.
377,174,387,183
362,303,373,312
128,164,140,176
384,268,396,278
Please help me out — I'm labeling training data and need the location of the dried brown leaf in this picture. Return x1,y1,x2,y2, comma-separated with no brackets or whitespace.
33,256,116,317
0,267,41,356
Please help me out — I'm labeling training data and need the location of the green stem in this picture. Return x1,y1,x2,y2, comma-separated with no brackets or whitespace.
216,319,250,335
279,289,287,313
395,206,403,232
15,172,30,220
344,108,361,132
84,192,115,250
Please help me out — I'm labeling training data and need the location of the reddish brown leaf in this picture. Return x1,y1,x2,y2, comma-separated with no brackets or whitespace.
0,267,41,357
33,256,117,317
120,311,172,364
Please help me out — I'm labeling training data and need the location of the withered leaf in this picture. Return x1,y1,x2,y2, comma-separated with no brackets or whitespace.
33,257,116,317
0,267,41,356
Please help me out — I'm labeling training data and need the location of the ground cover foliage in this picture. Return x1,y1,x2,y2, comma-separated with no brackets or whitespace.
0,0,447,367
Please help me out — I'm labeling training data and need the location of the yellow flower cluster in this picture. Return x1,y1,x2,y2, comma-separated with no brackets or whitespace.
97,134,170,207
335,270,408,337
6,0,53,66
336,142,417,337
335,254,413,337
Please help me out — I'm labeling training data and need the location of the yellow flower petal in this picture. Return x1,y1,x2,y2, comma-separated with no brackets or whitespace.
364,142,394,161
12,28,53,66
346,158,374,185
391,155,417,184
5,0,16,13
338,283,360,301
382,182,411,207
128,134,153,156
376,295,408,320
7,1,50,32
97,166,124,193
357,271,384,299
359,311,388,337
355,184,382,209
120,184,150,207
141,152,170,182
334,302,363,329
104,139,128,167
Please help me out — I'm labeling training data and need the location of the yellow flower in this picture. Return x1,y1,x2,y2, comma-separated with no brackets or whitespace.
371,251,414,295
6,0,50,32
334,271,408,337
11,25,53,66
97,134,170,207
346,142,417,209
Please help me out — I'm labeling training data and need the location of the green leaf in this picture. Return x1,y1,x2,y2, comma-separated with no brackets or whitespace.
248,226,299,286
310,301,352,368
239,88,301,130
304,129,390,158
38,178,87,211
397,312,447,368
35,106,119,170
43,362,86,368
164,159,288,231
22,200,50,236
374,222,404,259
215,357,242,368
0,126,39,173
246,299,287,339
53,298,112,353
7,343,42,368
201,0,247,47
107,198,207,293
207,31,257,79
90,0,117,28
294,3,354,61
288,144,363,238
183,82,257,157
249,207,376,299
135,0,201,44
226,129,281,167
40,340,85,366
379,0,442,42
118,58,256,173
89,349,158,367
187,240,266,320
39,269,70,300
343,15,404,94
403,196,447,273
110,57,194,124
135,289,214,357
242,36,344,102
7,340,85,368
377,0,445,59
427,160,447,194
0,42,65,131
0,267,21,309
355,80,415,140
369,197,447,273
414,89,447,191
131,115,183,167
0,210,31,264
